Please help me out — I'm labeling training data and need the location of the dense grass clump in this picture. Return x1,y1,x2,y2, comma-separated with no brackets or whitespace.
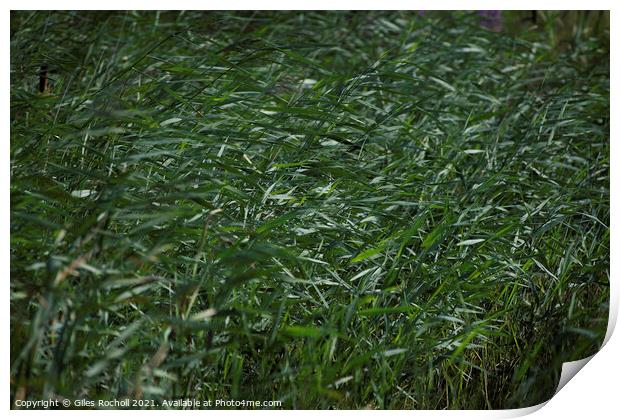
10,11,609,409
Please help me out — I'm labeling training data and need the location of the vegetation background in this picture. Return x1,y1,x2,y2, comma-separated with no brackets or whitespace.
10,10,609,409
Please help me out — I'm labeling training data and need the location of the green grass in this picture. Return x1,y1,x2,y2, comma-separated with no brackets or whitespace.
10,11,609,409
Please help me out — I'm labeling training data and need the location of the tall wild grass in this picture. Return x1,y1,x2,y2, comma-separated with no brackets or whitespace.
10,11,609,409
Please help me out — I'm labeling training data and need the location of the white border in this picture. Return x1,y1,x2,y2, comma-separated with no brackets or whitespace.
0,1,617,10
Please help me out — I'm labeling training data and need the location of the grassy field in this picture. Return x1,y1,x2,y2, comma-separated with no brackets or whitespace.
10,11,609,409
